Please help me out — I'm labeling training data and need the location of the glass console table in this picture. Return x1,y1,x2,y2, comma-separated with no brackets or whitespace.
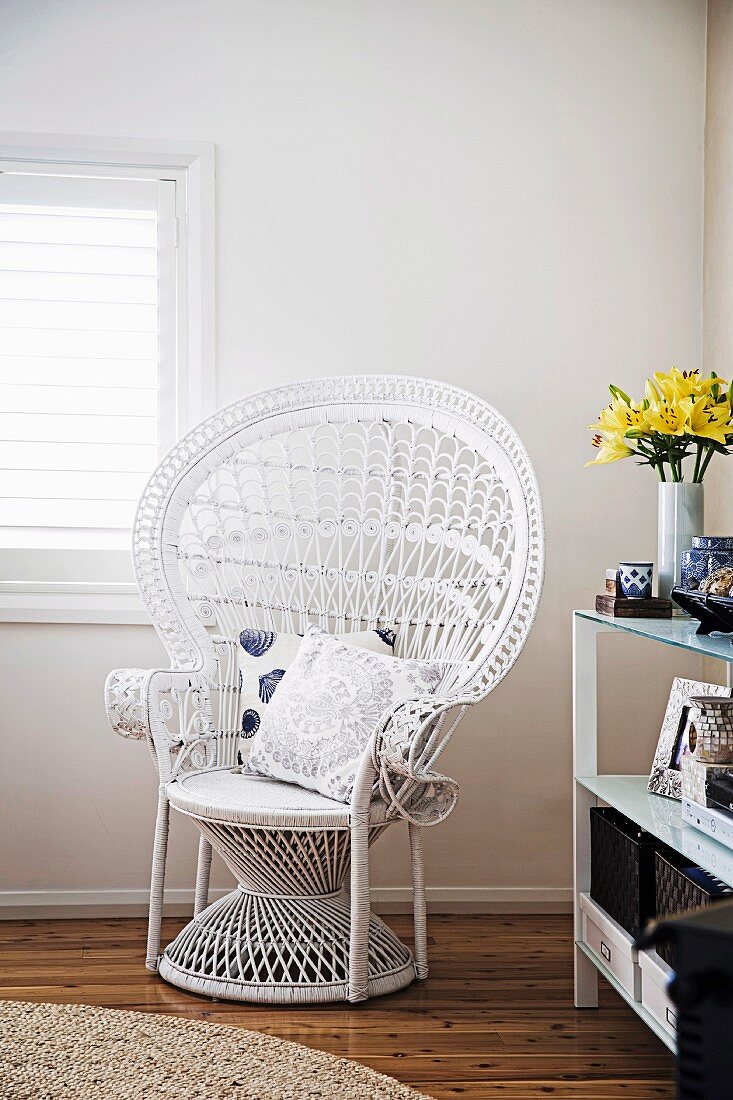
573,610,733,1052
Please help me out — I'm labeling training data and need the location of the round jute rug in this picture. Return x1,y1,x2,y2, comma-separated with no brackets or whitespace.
0,1000,433,1100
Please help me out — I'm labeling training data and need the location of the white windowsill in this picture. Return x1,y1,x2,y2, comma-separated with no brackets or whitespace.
0,582,148,624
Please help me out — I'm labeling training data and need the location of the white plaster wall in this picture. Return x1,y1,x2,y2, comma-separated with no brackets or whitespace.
0,0,708,911
704,0,733,532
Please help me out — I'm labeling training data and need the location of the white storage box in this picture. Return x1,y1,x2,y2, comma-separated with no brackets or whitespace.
639,948,677,1042
580,892,641,1000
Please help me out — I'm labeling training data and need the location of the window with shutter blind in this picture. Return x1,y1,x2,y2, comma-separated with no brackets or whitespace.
0,171,177,532
0,138,214,619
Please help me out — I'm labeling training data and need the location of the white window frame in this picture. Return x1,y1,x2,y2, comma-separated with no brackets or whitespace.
0,133,215,622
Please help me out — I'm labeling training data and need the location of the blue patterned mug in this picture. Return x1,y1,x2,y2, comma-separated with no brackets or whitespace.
618,561,654,599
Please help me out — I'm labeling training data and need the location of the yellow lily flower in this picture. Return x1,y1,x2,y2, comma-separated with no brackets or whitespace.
587,369,733,481
654,367,728,401
585,433,635,466
590,399,645,437
681,397,732,445
645,378,662,405
643,399,687,436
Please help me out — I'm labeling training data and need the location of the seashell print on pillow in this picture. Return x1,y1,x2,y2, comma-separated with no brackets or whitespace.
239,628,277,657
258,669,286,704
241,708,261,737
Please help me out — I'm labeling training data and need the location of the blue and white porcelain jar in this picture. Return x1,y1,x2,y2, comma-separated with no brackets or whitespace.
680,536,733,590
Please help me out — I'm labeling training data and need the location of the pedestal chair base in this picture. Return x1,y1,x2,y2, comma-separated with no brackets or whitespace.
158,886,416,1004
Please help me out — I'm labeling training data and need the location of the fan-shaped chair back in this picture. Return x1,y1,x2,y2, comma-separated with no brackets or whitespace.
133,377,543,706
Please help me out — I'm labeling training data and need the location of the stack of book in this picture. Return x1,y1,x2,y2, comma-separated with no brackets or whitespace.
595,568,672,619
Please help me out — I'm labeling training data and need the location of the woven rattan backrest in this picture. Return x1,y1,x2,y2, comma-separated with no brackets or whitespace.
133,377,543,700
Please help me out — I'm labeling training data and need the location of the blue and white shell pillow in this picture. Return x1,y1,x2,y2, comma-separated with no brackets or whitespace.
237,626,396,741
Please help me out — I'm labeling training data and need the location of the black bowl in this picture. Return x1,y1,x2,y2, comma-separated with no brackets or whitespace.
672,586,733,639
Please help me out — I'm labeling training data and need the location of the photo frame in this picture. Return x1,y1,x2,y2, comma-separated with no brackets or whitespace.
648,677,733,799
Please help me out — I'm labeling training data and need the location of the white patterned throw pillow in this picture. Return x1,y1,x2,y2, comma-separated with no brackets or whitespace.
244,627,443,803
237,627,395,740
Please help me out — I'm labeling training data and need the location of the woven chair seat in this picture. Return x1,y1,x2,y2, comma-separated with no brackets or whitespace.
166,768,390,828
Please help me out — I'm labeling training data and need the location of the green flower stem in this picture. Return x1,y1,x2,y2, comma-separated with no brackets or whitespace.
693,443,705,483
667,443,679,482
698,446,715,482
635,439,666,480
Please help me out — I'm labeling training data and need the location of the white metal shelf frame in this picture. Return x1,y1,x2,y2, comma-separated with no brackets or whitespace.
572,610,733,1039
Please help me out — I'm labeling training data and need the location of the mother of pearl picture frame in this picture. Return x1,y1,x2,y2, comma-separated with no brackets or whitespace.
648,676,733,799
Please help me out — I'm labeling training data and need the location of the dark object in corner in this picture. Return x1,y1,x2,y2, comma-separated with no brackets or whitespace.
638,900,733,1100
672,586,733,640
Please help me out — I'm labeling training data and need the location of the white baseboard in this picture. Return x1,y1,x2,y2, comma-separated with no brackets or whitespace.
0,888,229,920
0,886,572,920
374,886,572,914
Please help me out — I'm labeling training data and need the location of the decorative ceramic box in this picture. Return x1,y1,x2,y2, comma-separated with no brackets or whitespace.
681,751,733,806
681,537,733,590
690,696,733,764
681,550,733,590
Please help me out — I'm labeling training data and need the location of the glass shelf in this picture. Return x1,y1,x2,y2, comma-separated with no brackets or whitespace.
574,609,733,663
577,774,733,887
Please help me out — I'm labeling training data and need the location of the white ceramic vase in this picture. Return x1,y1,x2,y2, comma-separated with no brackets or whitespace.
657,482,704,602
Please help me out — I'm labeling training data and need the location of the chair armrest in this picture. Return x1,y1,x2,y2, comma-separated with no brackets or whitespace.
106,663,213,764
353,693,475,826
105,667,156,741
375,693,474,770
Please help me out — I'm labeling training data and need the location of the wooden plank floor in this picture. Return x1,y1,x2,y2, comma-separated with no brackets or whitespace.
0,913,675,1098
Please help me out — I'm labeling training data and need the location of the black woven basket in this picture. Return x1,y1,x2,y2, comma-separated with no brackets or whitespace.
590,807,657,938
655,849,733,967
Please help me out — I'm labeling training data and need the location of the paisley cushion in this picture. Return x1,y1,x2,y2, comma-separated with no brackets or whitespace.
244,627,443,803
237,626,395,741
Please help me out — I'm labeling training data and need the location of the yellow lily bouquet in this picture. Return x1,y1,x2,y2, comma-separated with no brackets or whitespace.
587,368,733,482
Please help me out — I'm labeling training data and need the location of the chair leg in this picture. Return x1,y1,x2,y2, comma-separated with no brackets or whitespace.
348,812,371,1002
146,791,170,972
194,835,213,918
409,821,429,980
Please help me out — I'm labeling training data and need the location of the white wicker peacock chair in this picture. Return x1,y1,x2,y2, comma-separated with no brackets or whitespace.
105,376,543,1004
